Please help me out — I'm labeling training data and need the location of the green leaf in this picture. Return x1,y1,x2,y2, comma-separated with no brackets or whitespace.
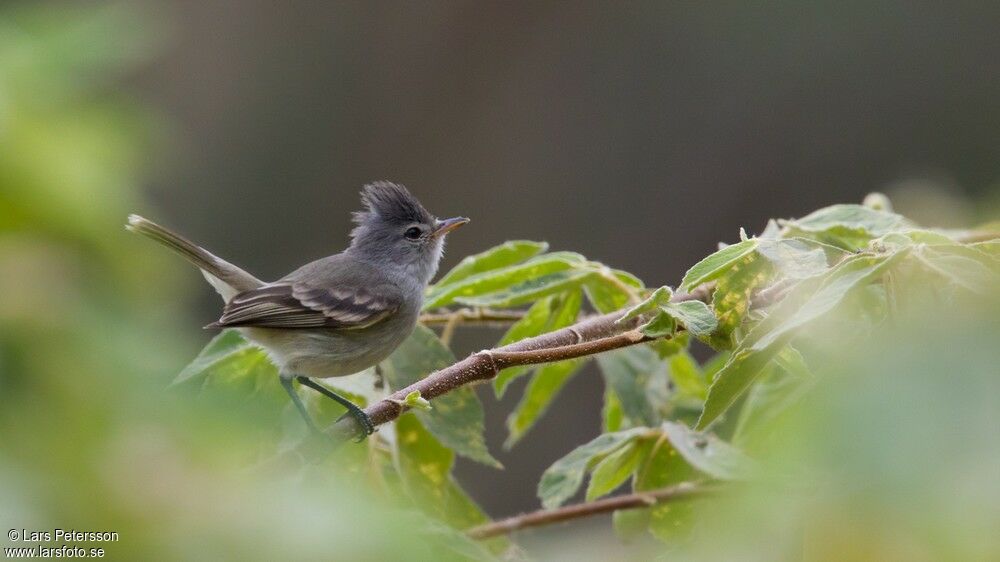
783,204,908,250
667,350,707,401
597,346,665,427
680,239,758,291
421,520,499,561
173,329,250,386
734,351,816,447
660,300,718,337
618,286,672,324
538,428,648,508
403,390,432,411
649,330,691,358
697,251,907,429
661,421,754,480
381,325,500,468
493,290,583,397
423,252,584,310
602,388,624,432
637,311,676,338
622,436,698,542
395,414,495,533
756,238,830,280
454,269,592,308
435,240,548,287
492,296,557,397
504,359,584,448
787,203,907,236
709,251,773,349
913,244,1000,295
584,269,644,313
971,239,1000,258
586,439,645,501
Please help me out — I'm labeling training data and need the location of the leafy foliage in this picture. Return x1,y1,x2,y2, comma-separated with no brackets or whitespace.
176,195,999,551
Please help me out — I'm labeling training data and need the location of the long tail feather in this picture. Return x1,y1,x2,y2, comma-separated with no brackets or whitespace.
126,214,262,296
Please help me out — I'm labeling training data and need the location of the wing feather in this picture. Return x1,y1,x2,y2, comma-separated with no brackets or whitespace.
211,283,399,329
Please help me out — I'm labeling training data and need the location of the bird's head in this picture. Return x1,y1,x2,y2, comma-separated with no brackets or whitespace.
349,181,469,285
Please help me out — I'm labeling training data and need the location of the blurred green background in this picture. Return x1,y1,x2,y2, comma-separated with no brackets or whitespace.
1,2,998,559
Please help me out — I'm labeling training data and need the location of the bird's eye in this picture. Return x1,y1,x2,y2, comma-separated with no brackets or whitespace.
404,226,423,240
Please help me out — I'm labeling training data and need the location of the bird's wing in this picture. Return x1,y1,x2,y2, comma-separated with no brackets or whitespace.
210,282,401,329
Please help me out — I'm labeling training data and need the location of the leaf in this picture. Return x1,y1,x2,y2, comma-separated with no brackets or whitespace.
660,300,718,337
637,312,675,338
395,414,495,533
661,421,754,480
423,252,584,310
734,352,816,447
697,251,907,429
914,244,1000,295
435,240,548,286
971,239,1000,258
492,296,557,397
381,325,500,468
620,435,698,542
421,520,499,561
403,390,432,411
504,359,584,448
494,290,583,397
602,388,624,432
584,269,644,313
787,204,907,236
667,350,707,401
454,269,593,308
680,239,758,291
709,251,773,349
586,439,646,501
756,238,830,280
617,286,672,324
783,204,909,250
173,329,250,386
597,346,665,427
649,330,691,358
538,428,648,508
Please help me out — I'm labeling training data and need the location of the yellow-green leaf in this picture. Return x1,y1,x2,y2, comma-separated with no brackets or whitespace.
504,359,584,448
538,428,648,509
586,439,645,501
680,239,758,291
423,252,584,310
455,269,592,308
435,240,548,286
697,251,907,429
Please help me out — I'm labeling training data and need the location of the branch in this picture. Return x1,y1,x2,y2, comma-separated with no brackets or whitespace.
419,308,526,326
466,482,722,539
327,284,714,440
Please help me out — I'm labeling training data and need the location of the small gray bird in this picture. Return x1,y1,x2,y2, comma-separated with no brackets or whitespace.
127,182,468,438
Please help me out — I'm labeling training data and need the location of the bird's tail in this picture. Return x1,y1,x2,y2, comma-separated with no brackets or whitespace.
126,214,262,299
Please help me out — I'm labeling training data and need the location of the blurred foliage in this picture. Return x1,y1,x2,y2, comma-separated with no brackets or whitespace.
0,4,492,560
184,193,999,559
3,3,1000,561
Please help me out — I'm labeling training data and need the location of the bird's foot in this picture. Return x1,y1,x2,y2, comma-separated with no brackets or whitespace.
337,409,375,442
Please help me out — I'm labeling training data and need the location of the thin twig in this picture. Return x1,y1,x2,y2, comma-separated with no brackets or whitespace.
438,312,462,347
466,482,721,539
419,308,526,326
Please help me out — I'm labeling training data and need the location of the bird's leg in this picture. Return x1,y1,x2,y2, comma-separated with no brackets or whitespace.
279,374,320,435
296,376,375,441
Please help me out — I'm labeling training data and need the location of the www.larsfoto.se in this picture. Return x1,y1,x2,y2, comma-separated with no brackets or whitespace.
4,545,106,558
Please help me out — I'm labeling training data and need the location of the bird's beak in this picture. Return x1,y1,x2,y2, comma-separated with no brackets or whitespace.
433,216,470,237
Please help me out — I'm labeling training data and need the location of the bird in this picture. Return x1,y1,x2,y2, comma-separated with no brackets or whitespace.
126,181,469,439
